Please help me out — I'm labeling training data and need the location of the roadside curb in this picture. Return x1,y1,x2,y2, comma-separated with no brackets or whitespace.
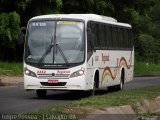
81,105,137,120
137,96,160,114
80,96,160,120
0,76,23,86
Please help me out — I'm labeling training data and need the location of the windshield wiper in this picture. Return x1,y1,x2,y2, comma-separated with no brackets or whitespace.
38,36,54,66
38,21,69,66
56,43,69,66
37,37,69,66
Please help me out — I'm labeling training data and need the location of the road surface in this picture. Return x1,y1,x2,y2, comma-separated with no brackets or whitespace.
0,77,160,114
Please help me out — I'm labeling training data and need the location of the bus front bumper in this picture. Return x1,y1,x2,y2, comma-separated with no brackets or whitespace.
24,75,87,91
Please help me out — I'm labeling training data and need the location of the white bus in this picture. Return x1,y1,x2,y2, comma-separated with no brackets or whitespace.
19,14,134,97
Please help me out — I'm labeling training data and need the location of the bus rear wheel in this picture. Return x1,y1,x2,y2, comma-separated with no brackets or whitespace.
36,90,47,98
117,70,125,91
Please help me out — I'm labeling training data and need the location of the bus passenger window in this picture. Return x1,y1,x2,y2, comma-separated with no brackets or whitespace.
99,24,105,49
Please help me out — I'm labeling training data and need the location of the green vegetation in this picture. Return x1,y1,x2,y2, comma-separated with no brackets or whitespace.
27,85,160,119
0,0,160,62
134,61,160,76
75,86,160,108
0,61,22,76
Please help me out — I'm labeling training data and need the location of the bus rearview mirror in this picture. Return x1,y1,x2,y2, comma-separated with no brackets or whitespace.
18,27,26,45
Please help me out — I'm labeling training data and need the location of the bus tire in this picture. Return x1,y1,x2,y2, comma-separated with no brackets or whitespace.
117,69,125,90
36,90,47,98
90,71,99,96
90,80,96,96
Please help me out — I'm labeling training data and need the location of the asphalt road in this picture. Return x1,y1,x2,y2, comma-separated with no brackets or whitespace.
0,77,160,114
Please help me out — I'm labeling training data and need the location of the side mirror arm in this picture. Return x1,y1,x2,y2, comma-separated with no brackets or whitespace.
18,27,26,45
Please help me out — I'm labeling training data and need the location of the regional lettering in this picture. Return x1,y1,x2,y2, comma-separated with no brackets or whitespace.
102,53,109,63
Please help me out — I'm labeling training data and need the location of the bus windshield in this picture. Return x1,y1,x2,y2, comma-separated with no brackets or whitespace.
25,20,85,66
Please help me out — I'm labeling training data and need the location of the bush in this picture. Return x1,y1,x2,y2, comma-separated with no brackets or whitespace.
0,12,20,61
135,34,159,63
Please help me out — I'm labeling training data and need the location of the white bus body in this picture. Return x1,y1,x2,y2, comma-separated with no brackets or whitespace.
23,14,134,96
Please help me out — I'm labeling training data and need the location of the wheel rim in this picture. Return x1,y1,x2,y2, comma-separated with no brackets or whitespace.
120,81,123,90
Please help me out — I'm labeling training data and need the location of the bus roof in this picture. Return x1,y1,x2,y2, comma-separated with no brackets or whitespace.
30,14,131,28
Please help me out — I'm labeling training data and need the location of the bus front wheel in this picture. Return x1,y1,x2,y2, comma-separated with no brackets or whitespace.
36,90,47,98
90,80,96,96
90,71,99,96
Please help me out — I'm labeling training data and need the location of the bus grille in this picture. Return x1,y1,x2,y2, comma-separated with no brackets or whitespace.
40,82,67,86
37,74,70,79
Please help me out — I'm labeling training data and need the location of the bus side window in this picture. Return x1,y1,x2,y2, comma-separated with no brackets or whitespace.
127,29,129,48
105,25,109,49
129,29,133,49
119,28,123,49
115,27,119,49
125,29,128,49
112,26,116,49
95,23,100,49
117,27,120,49
99,24,105,49
122,28,126,49
108,26,112,49
128,29,131,48
87,22,92,53
88,22,96,48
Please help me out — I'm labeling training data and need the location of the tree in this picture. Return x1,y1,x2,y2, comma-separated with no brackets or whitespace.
61,0,114,15
0,12,20,60
0,0,160,62
21,0,62,26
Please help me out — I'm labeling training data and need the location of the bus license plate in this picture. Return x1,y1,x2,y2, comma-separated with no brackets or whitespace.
48,80,59,83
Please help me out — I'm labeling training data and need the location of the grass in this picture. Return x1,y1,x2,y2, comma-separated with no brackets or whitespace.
74,85,160,110
22,85,160,120
134,61,160,76
0,61,23,76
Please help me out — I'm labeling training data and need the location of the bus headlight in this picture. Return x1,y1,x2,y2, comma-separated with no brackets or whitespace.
70,67,85,78
24,67,37,77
